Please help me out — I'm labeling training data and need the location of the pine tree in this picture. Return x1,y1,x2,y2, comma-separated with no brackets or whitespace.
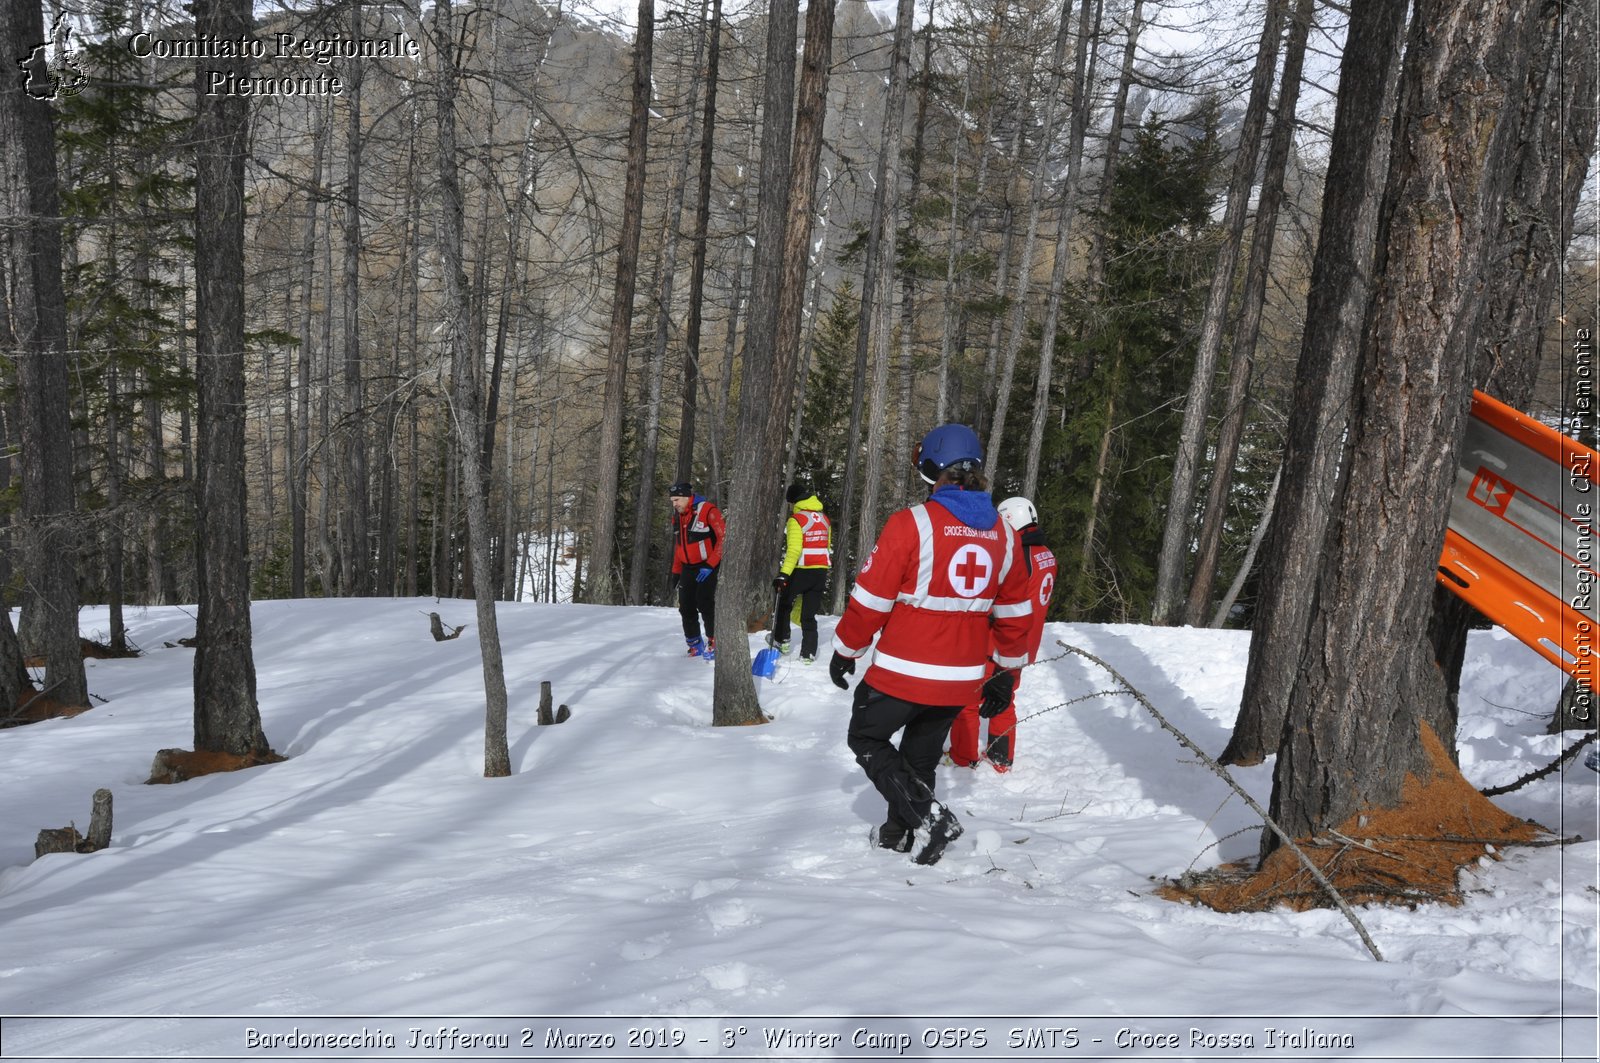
793,282,859,515
1038,112,1220,621
57,1,193,619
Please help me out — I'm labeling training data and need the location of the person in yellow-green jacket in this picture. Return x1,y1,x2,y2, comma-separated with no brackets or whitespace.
768,482,832,663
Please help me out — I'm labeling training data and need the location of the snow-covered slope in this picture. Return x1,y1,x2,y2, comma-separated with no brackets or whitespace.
0,599,1594,1060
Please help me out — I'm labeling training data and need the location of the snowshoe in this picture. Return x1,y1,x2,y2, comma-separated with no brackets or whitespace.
800,655,815,666
913,805,963,866
702,638,717,661
686,636,706,657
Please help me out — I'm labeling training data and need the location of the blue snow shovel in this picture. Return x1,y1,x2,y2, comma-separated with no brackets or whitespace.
752,596,783,679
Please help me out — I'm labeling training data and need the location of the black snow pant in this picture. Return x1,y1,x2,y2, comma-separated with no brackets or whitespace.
846,682,962,832
772,567,828,658
678,564,717,642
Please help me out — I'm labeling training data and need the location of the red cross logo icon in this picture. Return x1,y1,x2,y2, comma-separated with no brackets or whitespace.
948,544,992,597
1468,468,1515,517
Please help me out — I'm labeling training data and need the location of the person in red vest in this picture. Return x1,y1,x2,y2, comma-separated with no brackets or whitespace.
948,495,1055,772
769,482,832,663
829,424,1034,865
668,481,725,660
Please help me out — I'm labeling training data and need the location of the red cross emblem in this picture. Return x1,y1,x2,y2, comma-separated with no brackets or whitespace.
948,544,993,597
1468,468,1515,517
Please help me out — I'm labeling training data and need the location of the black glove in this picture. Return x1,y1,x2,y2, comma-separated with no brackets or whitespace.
979,667,1016,718
669,572,680,592
773,574,788,593
829,651,856,690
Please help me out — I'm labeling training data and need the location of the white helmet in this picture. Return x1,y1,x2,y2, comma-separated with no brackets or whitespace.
997,496,1038,532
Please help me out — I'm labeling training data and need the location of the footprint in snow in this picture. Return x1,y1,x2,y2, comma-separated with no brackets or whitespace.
619,931,671,960
701,961,752,991
689,878,739,899
705,899,756,930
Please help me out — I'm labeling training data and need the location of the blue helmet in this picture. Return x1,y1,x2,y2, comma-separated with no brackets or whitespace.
915,423,984,484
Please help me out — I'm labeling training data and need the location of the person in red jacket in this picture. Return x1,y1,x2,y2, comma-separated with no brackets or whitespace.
948,495,1055,772
829,424,1034,865
668,481,725,659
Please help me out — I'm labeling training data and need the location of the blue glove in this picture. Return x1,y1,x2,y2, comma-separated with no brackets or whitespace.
829,652,855,689
696,566,713,583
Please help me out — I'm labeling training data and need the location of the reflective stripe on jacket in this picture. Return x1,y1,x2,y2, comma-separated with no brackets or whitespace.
782,496,832,573
831,495,1032,706
671,497,725,573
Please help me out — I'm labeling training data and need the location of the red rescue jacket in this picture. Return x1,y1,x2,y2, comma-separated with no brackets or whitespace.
832,489,1033,706
671,496,725,573
1015,530,1056,666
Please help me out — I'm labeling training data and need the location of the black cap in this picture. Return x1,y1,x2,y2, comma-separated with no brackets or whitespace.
668,481,693,498
785,483,810,505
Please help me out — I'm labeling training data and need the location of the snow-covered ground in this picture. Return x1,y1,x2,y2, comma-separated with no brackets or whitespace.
0,599,1595,1062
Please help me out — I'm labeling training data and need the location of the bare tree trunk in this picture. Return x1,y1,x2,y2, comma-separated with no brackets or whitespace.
1022,0,1099,497
432,0,510,777
711,118,758,499
1078,341,1119,589
588,0,655,604
676,0,722,485
1150,0,1286,625
1183,0,1313,624
1428,0,1598,738
317,159,337,595
984,0,1080,478
1222,0,1407,767
105,362,126,651
1085,0,1143,296
891,13,936,512
935,69,969,425
192,0,269,756
341,0,370,596
0,592,28,712
484,98,543,600
405,95,422,598
852,0,917,580
1,0,88,707
1211,462,1281,628
713,0,830,725
292,100,327,600
1267,0,1532,852
786,186,834,477
630,12,710,604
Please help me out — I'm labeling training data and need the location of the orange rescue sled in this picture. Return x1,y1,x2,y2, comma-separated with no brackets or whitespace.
1438,390,1600,683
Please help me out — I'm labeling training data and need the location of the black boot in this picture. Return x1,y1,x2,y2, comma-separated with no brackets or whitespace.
914,804,963,866
875,820,914,853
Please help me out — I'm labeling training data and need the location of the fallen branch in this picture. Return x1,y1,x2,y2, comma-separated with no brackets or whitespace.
1055,639,1385,963
1479,731,1597,797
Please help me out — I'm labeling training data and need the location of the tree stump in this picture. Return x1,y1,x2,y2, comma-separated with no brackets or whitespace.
34,826,80,859
536,682,570,725
85,788,112,852
428,612,466,641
